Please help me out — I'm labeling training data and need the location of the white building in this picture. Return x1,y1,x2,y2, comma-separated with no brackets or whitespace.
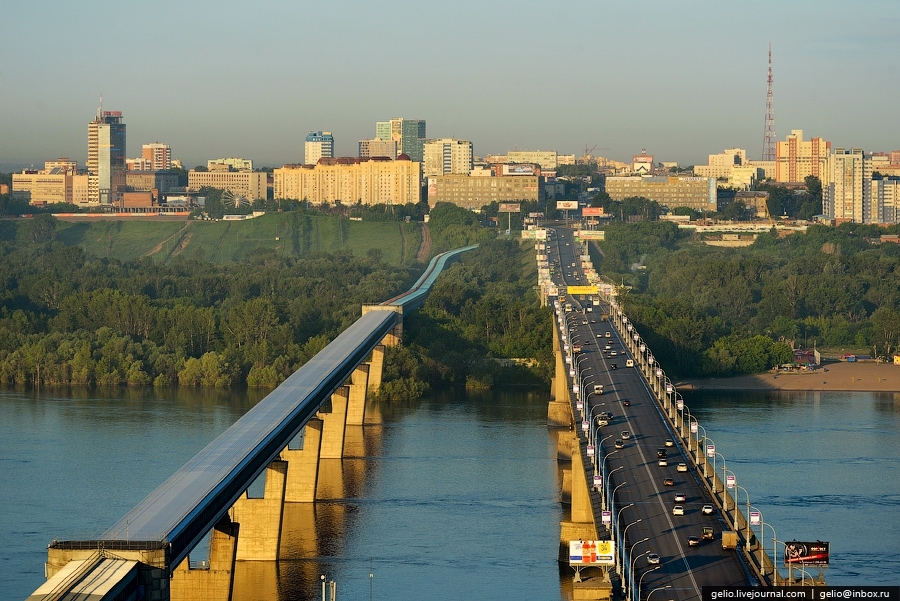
423,138,473,177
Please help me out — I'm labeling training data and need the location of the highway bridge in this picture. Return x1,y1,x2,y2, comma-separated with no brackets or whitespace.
27,245,477,601
544,225,820,599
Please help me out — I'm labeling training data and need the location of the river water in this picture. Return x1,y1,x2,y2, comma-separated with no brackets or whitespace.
1,386,898,599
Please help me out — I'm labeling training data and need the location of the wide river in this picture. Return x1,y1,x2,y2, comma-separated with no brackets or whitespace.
2,385,898,599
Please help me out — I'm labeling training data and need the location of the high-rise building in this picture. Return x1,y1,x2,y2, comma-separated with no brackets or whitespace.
775,130,830,184
423,138,473,177
87,108,126,204
359,138,397,160
825,148,871,223
376,118,426,163
142,143,171,171
305,131,334,165
274,157,421,206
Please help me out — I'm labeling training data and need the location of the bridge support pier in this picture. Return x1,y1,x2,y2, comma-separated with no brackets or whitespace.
283,419,323,503
171,518,239,601
232,459,288,561
549,328,574,428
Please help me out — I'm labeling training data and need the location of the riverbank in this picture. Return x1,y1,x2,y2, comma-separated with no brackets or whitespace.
678,360,899,392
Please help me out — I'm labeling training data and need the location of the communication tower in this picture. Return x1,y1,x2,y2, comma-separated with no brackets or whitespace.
762,44,776,161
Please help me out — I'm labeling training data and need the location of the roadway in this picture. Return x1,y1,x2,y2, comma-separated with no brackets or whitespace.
547,226,751,599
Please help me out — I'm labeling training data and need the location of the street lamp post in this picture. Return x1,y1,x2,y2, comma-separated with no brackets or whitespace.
603,465,624,513
628,547,650,601
638,566,661,601
646,584,672,601
617,514,638,574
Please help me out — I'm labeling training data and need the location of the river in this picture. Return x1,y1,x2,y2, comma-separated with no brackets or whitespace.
1,386,898,599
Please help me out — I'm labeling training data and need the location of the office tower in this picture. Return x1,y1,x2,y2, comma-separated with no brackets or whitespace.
423,138,473,177
375,118,426,163
87,106,126,204
305,131,334,165
142,143,171,171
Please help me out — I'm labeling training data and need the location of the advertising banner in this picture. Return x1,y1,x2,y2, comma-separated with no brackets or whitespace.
557,200,578,210
676,397,684,410
601,511,612,525
707,443,715,458
499,203,521,213
691,421,698,434
750,511,761,526
726,474,736,489
567,285,598,295
784,541,830,567
528,212,544,218
583,207,605,216
577,230,605,240
569,540,616,567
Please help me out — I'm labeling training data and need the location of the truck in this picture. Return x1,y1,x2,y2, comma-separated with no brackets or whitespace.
721,531,738,550
593,384,604,395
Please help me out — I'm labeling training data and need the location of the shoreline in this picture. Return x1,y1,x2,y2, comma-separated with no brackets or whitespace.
678,360,898,393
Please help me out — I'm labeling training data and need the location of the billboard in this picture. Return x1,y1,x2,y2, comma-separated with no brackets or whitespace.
784,541,830,567
569,540,616,567
528,212,544,218
582,207,605,216
521,229,547,240
567,285,598,295
499,203,521,213
578,230,606,240
557,200,578,210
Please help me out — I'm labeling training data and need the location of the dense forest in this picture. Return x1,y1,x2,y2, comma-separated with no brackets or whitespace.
0,202,552,393
591,220,900,379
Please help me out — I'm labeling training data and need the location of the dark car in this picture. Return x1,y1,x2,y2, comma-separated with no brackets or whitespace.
614,439,624,449
687,535,700,547
611,363,618,370
623,400,631,406
664,477,674,486
657,448,667,459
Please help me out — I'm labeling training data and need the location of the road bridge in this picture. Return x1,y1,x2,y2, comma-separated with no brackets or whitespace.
27,245,477,601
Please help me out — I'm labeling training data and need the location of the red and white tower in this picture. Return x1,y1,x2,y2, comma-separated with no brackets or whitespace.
762,43,776,162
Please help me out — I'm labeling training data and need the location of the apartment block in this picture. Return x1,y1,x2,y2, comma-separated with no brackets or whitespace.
423,138,473,177
208,157,253,171
188,169,267,201
426,173,539,209
869,178,900,224
775,130,830,184
605,176,716,212
359,138,397,160
142,143,171,171
824,148,870,222
274,157,421,205
507,150,557,170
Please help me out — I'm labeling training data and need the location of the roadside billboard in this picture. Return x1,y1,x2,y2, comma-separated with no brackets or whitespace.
569,540,615,567
557,200,578,210
499,203,520,213
784,541,830,567
521,229,547,240
567,285,598,295
583,207,605,216
577,230,605,240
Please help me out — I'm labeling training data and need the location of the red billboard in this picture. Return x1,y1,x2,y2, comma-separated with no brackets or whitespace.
498,203,520,213
783,541,830,567
582,207,604,216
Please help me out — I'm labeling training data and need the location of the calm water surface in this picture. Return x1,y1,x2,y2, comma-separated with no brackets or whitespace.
2,386,898,599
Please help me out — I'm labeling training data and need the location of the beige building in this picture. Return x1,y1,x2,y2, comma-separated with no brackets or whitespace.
188,169,267,201
12,169,90,206
869,178,900,224
208,157,253,171
274,157,421,205
508,150,558,170
426,173,539,209
693,149,765,189
359,138,397,160
776,130,830,184
605,175,716,212
142,143,171,171
824,148,870,223
126,171,180,193
423,138,473,177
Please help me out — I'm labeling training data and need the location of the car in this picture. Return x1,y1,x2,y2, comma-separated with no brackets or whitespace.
674,492,686,502
610,351,618,357
665,439,674,447
590,319,596,324
687,535,701,547
604,345,612,351
597,333,603,338
605,331,611,338
621,431,631,440
658,458,668,467
664,478,675,486
676,462,688,473
647,553,660,565
597,418,609,427
614,439,624,449
623,400,631,406
626,359,634,368
702,504,714,515
657,448,667,458
600,411,613,420
611,363,618,369
582,320,588,325
673,505,685,516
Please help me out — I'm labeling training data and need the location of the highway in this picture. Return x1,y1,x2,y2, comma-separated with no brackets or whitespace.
547,226,752,599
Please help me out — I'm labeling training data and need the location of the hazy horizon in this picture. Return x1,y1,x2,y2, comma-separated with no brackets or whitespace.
2,0,897,170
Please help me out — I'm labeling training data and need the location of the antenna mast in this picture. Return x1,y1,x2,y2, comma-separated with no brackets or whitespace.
762,44,776,161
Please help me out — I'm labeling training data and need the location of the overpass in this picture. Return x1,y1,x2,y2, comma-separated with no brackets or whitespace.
543,226,824,599
28,245,477,601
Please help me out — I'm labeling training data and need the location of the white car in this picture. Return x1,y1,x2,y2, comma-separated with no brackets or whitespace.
702,504,714,515
674,492,686,503
673,505,685,516
676,462,688,473
647,553,660,565
621,431,631,440
658,458,668,467
665,439,674,447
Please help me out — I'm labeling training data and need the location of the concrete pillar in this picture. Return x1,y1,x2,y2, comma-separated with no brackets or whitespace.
283,419,322,503
548,323,574,427
232,460,287,562
347,364,369,426
570,439,595,526
171,518,239,601
367,345,385,394
318,386,349,459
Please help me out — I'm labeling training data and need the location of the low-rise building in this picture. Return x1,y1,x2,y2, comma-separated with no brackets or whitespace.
427,173,539,209
605,175,716,212
188,169,267,201
274,156,420,205
126,171,180,194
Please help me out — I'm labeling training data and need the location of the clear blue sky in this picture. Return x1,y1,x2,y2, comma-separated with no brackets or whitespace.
2,0,897,170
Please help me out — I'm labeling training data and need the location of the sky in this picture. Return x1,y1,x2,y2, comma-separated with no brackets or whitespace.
2,0,898,170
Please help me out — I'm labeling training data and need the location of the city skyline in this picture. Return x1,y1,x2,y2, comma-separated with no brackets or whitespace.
2,0,898,170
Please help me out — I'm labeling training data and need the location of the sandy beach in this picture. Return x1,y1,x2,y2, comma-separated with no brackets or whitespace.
678,360,899,392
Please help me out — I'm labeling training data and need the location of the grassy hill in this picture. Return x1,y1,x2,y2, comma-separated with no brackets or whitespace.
3,213,423,266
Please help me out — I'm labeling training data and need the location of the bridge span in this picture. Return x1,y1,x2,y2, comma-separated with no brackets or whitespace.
28,245,476,601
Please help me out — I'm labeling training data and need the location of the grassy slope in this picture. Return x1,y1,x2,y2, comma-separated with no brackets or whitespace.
24,213,422,266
